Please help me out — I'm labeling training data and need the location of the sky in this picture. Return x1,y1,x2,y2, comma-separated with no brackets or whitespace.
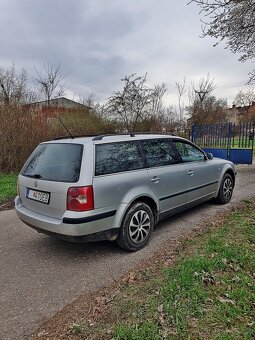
0,0,254,107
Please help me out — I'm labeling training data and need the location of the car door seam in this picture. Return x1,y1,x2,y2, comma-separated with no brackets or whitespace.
159,180,218,201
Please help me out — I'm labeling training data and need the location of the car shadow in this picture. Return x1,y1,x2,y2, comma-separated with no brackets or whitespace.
27,231,124,259
154,200,214,232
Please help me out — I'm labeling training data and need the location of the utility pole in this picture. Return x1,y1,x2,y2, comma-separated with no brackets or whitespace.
195,90,208,103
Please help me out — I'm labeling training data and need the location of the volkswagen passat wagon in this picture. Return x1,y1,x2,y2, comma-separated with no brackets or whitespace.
15,133,236,251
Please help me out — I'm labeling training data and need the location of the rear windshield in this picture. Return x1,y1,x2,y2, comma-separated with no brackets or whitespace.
21,143,83,182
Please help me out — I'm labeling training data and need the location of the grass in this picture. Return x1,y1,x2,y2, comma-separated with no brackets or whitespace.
195,135,254,146
73,200,255,339
0,173,18,203
72,322,84,335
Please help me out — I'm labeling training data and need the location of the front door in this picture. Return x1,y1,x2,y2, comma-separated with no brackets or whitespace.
140,139,188,215
172,140,219,205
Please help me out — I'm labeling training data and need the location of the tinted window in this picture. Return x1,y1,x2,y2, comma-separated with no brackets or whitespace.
21,143,83,182
173,141,205,162
141,139,179,167
95,142,144,175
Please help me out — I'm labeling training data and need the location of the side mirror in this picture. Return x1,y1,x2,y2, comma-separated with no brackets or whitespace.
206,152,213,160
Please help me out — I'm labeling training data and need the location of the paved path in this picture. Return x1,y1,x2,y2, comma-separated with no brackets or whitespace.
0,165,255,340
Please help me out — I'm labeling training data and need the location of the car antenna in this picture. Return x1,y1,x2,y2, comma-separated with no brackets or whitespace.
57,116,74,139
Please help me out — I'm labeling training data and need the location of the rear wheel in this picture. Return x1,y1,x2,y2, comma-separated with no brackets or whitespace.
215,173,234,204
116,202,154,251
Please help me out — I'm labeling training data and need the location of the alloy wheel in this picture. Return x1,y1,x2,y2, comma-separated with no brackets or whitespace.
128,210,151,244
223,178,233,200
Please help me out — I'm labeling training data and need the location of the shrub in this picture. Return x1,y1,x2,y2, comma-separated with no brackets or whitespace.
0,105,115,172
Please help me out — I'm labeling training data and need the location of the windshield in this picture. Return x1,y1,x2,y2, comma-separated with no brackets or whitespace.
21,143,83,182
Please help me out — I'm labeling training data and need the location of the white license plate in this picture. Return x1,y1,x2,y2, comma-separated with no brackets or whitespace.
26,189,50,204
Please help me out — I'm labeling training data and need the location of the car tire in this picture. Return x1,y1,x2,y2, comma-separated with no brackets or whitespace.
116,202,154,251
215,173,234,204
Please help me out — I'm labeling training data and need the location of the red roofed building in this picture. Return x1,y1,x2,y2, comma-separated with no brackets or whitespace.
227,102,255,123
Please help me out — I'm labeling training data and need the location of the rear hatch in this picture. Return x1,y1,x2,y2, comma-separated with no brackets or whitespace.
18,142,84,219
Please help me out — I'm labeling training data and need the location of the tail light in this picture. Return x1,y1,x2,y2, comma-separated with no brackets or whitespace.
67,186,94,212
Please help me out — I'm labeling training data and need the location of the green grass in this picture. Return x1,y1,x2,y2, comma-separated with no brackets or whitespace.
74,200,255,339
231,137,255,156
0,173,18,203
195,136,255,156
194,136,254,148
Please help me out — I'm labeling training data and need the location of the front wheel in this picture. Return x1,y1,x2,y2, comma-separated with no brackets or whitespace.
116,202,154,251
215,173,234,204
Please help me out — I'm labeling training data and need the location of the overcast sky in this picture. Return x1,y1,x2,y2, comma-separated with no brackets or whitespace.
0,0,253,107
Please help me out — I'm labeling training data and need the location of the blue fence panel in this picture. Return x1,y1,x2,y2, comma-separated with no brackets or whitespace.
229,149,253,165
202,148,228,160
193,122,254,164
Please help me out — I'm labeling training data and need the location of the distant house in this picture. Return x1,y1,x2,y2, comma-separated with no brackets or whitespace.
26,97,91,117
227,102,255,123
248,101,255,116
29,97,90,109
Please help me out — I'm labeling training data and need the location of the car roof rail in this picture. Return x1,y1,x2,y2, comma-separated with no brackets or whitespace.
54,131,177,141
92,133,136,141
92,131,177,141
54,134,98,140
130,131,177,137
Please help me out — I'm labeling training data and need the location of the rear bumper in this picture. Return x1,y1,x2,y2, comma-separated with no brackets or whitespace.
15,196,120,242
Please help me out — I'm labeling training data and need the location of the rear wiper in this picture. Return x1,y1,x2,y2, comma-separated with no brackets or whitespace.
25,173,42,179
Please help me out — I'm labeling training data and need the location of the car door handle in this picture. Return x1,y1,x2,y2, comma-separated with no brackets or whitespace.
188,170,194,176
150,176,160,183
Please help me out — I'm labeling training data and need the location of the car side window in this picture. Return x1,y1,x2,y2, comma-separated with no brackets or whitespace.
95,142,144,175
173,141,205,163
141,139,179,167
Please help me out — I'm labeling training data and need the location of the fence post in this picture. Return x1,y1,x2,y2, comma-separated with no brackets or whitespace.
227,122,232,160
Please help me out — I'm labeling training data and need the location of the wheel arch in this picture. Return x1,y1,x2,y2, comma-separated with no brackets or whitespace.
120,195,159,228
131,196,159,223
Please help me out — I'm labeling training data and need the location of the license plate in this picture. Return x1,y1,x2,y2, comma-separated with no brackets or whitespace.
26,188,50,204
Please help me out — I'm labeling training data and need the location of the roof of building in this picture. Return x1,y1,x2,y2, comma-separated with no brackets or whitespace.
28,97,91,109
229,101,255,113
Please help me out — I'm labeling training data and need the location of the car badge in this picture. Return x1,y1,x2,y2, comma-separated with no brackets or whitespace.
34,180,38,188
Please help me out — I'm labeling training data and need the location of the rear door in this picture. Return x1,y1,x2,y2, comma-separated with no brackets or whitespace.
93,141,149,208
19,142,84,219
172,140,220,204
140,139,188,215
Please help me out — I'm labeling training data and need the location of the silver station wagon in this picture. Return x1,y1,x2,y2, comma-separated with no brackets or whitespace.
15,133,236,251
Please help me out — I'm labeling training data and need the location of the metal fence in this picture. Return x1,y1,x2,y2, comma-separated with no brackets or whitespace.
191,122,254,165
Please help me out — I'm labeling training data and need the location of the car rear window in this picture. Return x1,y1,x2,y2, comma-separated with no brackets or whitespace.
21,143,83,182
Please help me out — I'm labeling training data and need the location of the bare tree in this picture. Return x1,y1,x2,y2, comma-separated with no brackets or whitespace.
0,64,30,105
34,63,65,105
192,74,216,103
249,70,255,83
188,74,218,124
151,83,167,113
106,73,164,131
189,0,255,83
152,105,179,132
187,95,228,125
175,78,186,122
80,92,96,108
234,88,255,106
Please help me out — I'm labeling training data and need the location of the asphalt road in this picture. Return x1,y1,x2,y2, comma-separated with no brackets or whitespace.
1,165,255,340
